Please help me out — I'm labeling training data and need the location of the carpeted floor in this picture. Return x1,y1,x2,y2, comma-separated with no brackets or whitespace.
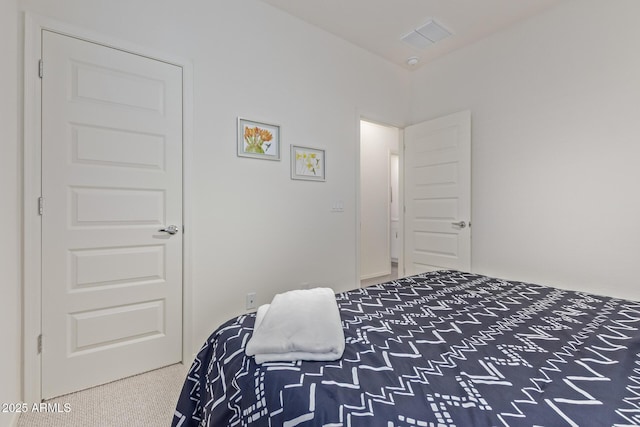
17,363,189,427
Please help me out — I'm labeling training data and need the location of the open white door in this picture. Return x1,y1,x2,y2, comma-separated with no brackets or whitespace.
404,111,471,275
41,30,183,398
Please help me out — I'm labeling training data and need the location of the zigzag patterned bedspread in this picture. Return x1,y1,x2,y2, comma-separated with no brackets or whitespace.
172,270,640,427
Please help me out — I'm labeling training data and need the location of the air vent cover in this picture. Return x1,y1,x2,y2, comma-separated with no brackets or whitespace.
400,30,433,49
416,20,452,43
401,19,452,49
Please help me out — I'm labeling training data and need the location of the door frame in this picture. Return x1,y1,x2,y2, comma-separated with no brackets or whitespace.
23,12,194,403
389,152,401,264
355,113,405,286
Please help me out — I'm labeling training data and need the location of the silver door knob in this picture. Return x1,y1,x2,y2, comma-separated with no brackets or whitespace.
159,225,179,235
451,221,466,229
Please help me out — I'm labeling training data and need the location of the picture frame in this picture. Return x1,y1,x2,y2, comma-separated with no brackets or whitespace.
290,145,326,181
237,118,280,160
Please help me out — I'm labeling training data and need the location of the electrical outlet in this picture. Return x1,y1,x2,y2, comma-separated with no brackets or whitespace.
246,292,257,310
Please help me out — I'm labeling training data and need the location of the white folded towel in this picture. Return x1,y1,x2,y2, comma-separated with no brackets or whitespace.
246,287,345,364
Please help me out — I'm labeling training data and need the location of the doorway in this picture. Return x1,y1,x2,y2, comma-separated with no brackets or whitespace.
359,120,401,287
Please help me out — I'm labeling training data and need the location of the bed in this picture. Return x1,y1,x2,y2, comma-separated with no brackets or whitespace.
172,270,640,426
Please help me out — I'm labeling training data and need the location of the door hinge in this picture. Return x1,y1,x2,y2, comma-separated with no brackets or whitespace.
38,196,44,215
37,334,42,354
38,59,43,78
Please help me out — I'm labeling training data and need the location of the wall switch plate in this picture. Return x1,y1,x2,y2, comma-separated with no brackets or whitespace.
330,200,344,212
246,292,257,310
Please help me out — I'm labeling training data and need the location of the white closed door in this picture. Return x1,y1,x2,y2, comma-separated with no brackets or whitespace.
404,111,471,275
41,30,183,399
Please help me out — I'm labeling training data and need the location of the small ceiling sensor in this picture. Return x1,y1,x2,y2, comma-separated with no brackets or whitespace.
406,56,420,67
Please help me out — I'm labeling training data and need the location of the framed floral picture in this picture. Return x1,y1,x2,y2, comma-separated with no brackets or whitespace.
291,145,325,181
237,118,280,160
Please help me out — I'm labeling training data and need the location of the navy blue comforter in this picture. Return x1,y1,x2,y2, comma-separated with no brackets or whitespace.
173,270,640,426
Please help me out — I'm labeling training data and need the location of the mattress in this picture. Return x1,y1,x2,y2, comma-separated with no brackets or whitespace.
172,270,640,426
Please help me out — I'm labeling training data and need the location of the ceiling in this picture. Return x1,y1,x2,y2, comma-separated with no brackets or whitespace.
259,0,563,70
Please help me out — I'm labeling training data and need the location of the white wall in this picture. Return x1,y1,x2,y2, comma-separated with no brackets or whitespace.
0,0,21,425
15,0,410,357
409,0,640,300
360,121,399,279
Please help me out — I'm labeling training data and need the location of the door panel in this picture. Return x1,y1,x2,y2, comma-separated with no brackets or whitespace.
41,30,183,398
404,111,471,275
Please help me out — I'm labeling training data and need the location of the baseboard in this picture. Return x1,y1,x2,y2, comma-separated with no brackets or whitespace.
360,270,392,281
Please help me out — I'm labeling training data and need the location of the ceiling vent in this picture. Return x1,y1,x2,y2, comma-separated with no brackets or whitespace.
401,19,452,49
